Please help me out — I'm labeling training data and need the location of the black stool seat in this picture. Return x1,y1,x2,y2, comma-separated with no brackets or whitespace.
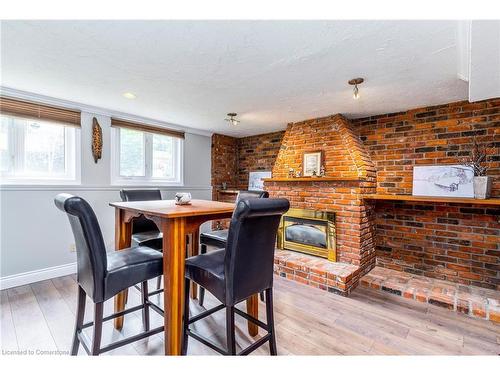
131,231,163,249
120,189,163,251
105,247,163,301
183,198,289,355
199,230,228,248
197,190,269,306
185,249,225,302
55,193,165,356
120,189,164,291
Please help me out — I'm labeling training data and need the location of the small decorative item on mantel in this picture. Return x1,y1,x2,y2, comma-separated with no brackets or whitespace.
460,136,492,199
295,170,301,178
288,168,295,178
91,117,102,163
319,165,326,177
222,182,227,190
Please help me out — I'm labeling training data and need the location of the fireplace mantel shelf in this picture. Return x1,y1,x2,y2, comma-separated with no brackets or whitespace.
362,194,500,206
264,177,365,182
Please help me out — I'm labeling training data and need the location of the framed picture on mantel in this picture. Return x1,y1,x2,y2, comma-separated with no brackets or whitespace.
303,151,323,177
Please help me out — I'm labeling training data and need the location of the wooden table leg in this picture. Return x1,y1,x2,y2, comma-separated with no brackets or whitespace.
113,208,132,330
162,217,187,355
190,229,200,300
246,294,259,337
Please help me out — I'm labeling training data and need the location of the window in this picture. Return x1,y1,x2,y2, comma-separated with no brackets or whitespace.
111,126,183,185
0,114,80,184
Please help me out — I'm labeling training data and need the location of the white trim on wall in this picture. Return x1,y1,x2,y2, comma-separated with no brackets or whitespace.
0,262,77,290
0,86,213,137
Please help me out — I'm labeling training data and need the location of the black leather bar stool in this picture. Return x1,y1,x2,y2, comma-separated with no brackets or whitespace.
120,189,163,291
182,198,289,355
120,189,163,249
55,194,165,356
198,190,269,306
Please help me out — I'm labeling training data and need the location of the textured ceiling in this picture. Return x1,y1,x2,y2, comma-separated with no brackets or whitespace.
0,20,468,137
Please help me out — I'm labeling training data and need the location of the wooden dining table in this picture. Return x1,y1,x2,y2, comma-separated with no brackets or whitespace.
109,199,260,355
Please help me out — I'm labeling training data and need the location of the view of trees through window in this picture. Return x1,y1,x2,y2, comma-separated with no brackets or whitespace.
119,128,145,176
117,127,179,182
0,115,76,181
152,133,174,178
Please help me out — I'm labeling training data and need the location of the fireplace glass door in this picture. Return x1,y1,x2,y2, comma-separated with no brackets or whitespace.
278,208,336,261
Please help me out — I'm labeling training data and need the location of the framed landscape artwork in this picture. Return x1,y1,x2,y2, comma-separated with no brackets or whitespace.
412,165,474,198
303,151,323,177
248,171,272,191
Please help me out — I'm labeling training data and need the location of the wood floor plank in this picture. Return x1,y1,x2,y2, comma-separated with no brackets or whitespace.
2,274,498,355
7,285,58,351
51,275,140,355
30,280,76,352
0,290,19,351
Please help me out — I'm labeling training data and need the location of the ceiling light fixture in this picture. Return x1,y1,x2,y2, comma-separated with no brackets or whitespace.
123,92,136,99
225,113,240,126
348,78,364,100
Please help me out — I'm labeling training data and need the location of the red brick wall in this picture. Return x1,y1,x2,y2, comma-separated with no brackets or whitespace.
237,131,284,189
352,98,500,290
373,201,500,290
351,98,500,196
211,134,238,198
272,114,376,180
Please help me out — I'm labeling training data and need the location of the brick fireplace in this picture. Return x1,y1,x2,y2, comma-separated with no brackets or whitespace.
264,114,377,295
211,98,499,315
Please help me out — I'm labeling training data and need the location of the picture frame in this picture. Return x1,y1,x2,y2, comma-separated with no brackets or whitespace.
302,151,323,177
412,165,474,198
248,171,272,190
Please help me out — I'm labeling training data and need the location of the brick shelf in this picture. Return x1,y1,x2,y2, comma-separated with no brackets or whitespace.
361,266,500,323
362,194,500,206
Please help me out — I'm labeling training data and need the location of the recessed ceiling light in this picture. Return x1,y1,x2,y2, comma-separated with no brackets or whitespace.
123,92,136,99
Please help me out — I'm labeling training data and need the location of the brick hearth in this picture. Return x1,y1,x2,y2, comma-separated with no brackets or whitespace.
274,249,359,296
361,266,500,322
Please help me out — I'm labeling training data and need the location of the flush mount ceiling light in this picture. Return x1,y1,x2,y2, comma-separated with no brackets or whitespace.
123,92,136,99
348,78,364,100
225,112,240,126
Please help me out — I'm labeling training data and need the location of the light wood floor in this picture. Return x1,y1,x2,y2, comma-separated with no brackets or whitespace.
1,275,499,355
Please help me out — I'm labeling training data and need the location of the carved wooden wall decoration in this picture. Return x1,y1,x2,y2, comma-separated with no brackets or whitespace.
92,117,103,163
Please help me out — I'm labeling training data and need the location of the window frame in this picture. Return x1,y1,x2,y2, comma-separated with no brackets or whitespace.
110,126,184,186
0,115,81,185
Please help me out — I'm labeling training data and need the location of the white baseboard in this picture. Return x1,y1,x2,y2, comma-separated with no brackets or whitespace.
0,262,77,290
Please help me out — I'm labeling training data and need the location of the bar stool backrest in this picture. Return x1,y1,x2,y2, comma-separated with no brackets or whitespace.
55,194,107,302
224,198,289,305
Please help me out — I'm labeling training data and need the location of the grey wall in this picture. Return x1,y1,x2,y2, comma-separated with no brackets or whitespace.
0,111,212,280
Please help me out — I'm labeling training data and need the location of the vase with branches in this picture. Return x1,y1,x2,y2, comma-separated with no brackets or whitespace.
460,132,491,199
460,137,488,176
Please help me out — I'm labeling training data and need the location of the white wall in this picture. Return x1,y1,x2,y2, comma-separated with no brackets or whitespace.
0,110,212,288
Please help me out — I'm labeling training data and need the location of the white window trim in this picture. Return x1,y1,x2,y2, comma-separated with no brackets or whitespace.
0,118,81,186
110,127,184,187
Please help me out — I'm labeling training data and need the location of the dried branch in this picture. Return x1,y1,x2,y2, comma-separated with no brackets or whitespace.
459,130,488,176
